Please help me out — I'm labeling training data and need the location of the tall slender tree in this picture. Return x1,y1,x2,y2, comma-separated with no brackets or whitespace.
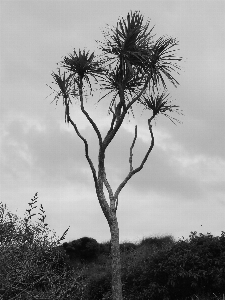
48,11,182,300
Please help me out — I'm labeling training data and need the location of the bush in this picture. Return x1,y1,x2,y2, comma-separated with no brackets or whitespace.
120,242,137,253
139,235,175,250
99,241,111,255
0,193,86,300
86,271,111,300
122,232,225,299
63,236,100,262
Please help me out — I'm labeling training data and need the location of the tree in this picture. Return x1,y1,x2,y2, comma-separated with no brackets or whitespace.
48,11,182,300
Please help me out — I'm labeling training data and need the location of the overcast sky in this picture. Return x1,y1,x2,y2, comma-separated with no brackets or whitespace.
1,0,225,244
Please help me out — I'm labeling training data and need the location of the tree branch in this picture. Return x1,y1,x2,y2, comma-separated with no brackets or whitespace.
102,85,127,150
65,102,98,191
68,107,113,223
114,116,154,209
102,170,116,212
102,73,151,152
78,80,103,146
108,108,117,132
132,117,154,173
96,180,113,226
129,125,137,172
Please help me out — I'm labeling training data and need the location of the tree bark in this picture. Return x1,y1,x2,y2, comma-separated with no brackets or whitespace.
110,214,123,300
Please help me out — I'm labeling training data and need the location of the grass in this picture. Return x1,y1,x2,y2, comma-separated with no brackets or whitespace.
0,193,224,299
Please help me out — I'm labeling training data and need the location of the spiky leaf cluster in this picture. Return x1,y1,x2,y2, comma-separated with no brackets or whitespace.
139,91,183,124
48,11,182,124
61,49,104,84
97,11,182,115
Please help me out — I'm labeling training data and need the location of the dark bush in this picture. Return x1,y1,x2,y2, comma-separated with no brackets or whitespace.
63,237,100,262
139,235,174,250
120,242,137,253
86,271,111,300
122,232,225,299
99,241,111,255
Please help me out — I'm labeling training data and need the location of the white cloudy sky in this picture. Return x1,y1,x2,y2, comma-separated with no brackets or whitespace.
1,0,225,244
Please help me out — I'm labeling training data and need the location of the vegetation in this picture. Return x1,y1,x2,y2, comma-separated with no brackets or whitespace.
0,193,224,299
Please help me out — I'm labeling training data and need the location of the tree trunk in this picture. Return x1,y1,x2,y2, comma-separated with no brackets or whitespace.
110,215,123,300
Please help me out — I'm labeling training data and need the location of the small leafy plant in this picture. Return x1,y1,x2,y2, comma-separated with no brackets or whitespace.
121,232,225,300
0,192,88,300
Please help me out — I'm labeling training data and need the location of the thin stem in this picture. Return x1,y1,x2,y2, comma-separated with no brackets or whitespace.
103,73,151,151
78,79,103,146
67,107,112,224
129,125,137,172
126,72,152,111
102,85,127,150
65,102,98,191
103,171,116,212
114,116,154,208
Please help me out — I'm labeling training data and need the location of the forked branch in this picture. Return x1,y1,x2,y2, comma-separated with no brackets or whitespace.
102,74,151,151
78,83,103,146
65,103,98,190
115,117,154,210
129,125,137,172
102,171,116,211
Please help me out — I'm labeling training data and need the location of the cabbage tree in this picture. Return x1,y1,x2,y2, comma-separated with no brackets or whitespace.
48,11,182,300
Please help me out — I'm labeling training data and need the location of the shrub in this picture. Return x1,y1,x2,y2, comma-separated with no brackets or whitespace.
0,193,83,300
120,242,137,253
99,240,111,255
139,235,175,250
63,236,100,262
122,231,225,299
86,271,111,300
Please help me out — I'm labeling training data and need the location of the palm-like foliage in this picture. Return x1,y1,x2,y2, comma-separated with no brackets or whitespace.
99,11,154,72
61,49,104,88
97,11,153,100
139,91,183,124
97,10,182,115
49,69,74,123
50,49,104,102
147,36,181,88
49,50,105,122
51,69,73,101
48,11,182,121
